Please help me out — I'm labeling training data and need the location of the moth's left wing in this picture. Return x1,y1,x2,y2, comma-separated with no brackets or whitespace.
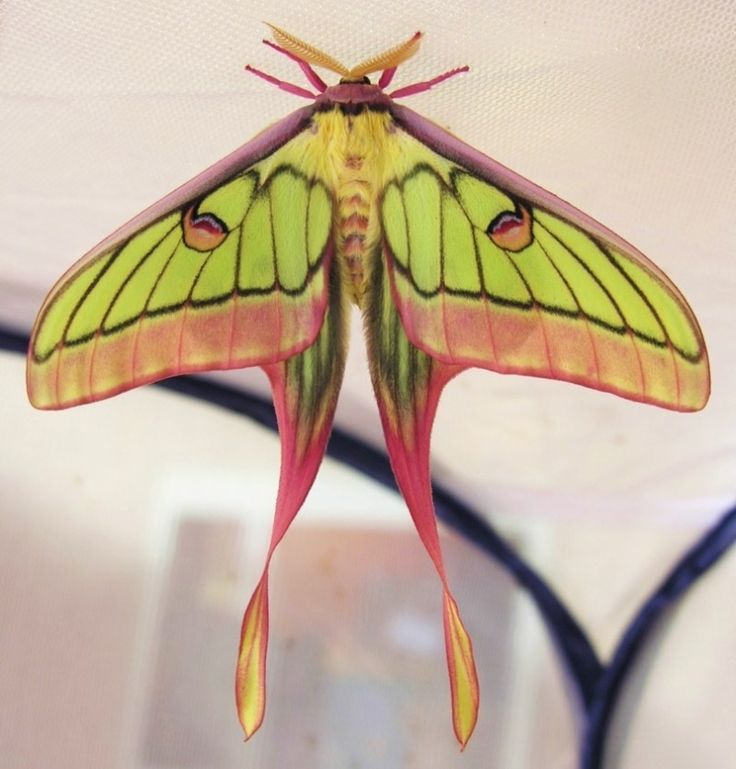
27,106,337,409
381,104,710,411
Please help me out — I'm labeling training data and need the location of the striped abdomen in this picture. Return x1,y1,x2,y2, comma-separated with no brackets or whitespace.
337,174,372,304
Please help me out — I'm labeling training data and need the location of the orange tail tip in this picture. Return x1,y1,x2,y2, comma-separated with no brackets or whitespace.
443,593,480,748
236,578,270,739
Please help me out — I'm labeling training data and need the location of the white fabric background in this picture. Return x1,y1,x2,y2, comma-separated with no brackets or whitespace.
1,2,734,767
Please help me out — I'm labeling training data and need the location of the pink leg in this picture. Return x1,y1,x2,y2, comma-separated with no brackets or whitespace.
244,65,318,99
389,66,470,98
378,66,397,89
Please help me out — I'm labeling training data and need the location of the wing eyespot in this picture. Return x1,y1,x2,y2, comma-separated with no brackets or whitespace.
487,203,533,252
182,203,229,252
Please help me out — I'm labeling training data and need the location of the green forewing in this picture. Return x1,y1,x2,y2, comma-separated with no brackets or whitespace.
28,139,334,409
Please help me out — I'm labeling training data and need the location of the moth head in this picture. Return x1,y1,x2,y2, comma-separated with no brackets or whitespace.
339,75,372,86
246,25,468,98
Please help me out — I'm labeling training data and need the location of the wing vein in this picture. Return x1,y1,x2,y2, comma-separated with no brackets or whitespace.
503,248,555,374
535,226,602,386
536,220,626,333
268,185,283,356
437,187,451,358
228,222,243,367
604,247,682,403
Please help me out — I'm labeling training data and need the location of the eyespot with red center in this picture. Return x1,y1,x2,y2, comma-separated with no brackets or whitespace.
487,203,533,252
182,203,229,252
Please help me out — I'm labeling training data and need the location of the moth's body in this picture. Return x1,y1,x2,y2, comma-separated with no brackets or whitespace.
316,103,389,305
275,89,400,306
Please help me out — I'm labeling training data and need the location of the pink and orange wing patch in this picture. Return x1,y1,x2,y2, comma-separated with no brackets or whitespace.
381,163,709,412
28,161,334,409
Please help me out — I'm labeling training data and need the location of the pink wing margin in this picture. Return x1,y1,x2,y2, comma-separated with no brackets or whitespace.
386,103,710,412
27,104,329,409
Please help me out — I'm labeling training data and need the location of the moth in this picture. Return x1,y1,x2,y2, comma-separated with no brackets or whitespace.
27,26,710,747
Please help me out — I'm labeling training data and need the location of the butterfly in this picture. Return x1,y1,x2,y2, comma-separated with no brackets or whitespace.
26,25,710,747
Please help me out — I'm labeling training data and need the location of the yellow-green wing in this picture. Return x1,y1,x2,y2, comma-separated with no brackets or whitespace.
28,109,336,409
381,107,710,411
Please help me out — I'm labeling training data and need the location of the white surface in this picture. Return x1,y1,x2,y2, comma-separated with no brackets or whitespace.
1,1,735,767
